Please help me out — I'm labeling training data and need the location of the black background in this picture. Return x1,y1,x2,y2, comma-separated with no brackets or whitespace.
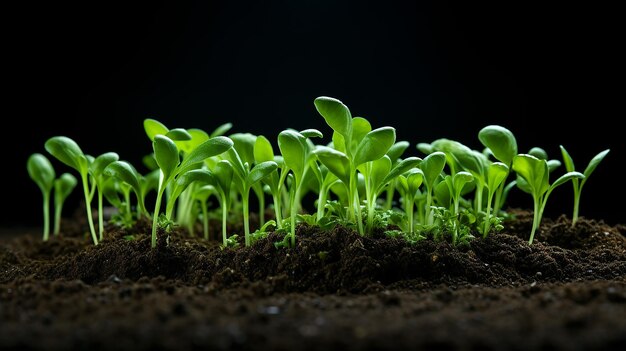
4,1,623,228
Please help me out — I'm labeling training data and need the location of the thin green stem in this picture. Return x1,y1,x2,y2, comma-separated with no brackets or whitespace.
201,200,209,240
243,192,251,246
98,189,104,241
53,195,62,235
258,190,265,227
82,173,98,245
572,187,581,226
222,197,228,246
528,199,541,245
483,192,494,238
151,172,166,248
43,193,50,241
406,195,414,234
272,193,283,228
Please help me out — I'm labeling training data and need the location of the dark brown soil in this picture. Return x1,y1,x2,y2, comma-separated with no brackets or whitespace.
1,209,626,350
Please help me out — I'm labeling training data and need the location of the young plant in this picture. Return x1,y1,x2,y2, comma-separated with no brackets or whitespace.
151,134,233,248
443,171,474,245
53,173,77,235
419,151,446,225
27,153,55,241
45,136,99,245
482,162,508,237
254,135,285,227
314,96,396,235
478,125,517,215
512,154,584,244
396,168,424,234
90,152,120,241
559,146,610,226
104,161,149,218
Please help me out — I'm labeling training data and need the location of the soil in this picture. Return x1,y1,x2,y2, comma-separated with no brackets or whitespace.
1,209,626,350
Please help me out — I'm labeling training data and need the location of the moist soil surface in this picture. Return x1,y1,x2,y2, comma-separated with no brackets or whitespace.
1,209,626,350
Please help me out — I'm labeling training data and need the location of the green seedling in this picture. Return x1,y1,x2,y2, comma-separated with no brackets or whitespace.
559,146,610,226
192,185,214,240
27,153,55,241
225,144,277,246
254,135,285,227
90,152,120,241
396,168,424,234
151,134,233,248
45,136,99,245
482,162,508,237
443,171,474,245
419,151,446,225
383,141,411,211
53,173,77,235
104,161,149,218
512,154,584,244
314,96,396,235
478,125,517,215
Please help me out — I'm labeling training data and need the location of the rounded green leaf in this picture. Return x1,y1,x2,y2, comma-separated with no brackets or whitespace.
214,160,234,197
278,130,307,179
254,135,275,163
54,173,77,203
453,171,474,195
547,160,561,173
104,161,142,196
378,157,421,193
90,152,119,178
179,136,234,173
314,96,352,139
350,117,372,152
153,135,180,180
549,171,585,191
177,128,209,154
246,161,278,187
230,133,257,166
171,169,216,203
144,119,169,141
420,151,446,190
386,141,410,163
300,129,323,139
478,125,517,165
313,146,350,184
165,128,192,141
406,168,425,194
528,147,548,160
354,127,396,166
487,162,509,192
512,154,549,197
369,155,392,191
142,153,158,171
416,142,433,155
28,153,55,193
44,136,89,174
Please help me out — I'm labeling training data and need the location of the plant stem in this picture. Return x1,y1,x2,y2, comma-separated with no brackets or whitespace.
82,174,98,245
483,192,494,238
406,195,414,234
528,200,541,245
200,200,209,240
151,172,166,249
316,187,327,221
43,193,50,241
98,189,104,241
425,190,433,225
572,187,580,226
222,198,228,246
243,192,250,247
258,190,265,227
273,193,282,228
53,196,62,235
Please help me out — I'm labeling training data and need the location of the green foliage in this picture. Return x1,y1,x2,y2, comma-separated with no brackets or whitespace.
27,153,55,241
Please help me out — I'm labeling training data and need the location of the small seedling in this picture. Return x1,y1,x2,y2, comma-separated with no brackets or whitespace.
53,173,77,235
27,153,56,241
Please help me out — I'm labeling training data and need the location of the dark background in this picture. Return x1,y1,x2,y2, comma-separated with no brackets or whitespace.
4,1,623,228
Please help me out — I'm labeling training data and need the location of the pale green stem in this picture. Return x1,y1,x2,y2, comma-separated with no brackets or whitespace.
98,189,104,241
53,196,62,235
201,200,209,240
151,172,166,248
81,173,98,245
243,189,251,246
43,193,50,241
572,186,581,226
222,198,228,246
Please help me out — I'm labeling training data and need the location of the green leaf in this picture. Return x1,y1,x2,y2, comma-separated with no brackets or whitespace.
528,147,548,160
583,149,610,179
153,135,180,180
214,160,234,197
141,169,160,195
230,133,257,166
254,135,275,163
177,128,210,154
300,129,323,139
378,156,421,193
350,117,372,152
246,161,278,187
547,160,561,173
27,153,55,193
369,155,392,191
278,130,307,179
54,173,77,203
478,125,517,165
165,128,192,141
172,169,215,202
416,142,433,155
314,96,352,139
435,178,451,207
211,122,233,138
314,146,350,184
420,151,446,190
406,168,425,194
354,127,396,166
90,152,119,178
487,162,509,192
512,154,549,197
144,119,169,141
45,136,89,174
104,161,143,196
453,171,474,196
178,136,234,174
386,141,410,163
142,154,158,171
549,171,584,191
559,145,575,173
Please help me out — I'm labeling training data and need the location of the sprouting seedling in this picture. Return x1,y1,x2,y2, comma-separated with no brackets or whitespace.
90,152,119,241
482,162,508,237
191,185,214,240
314,96,396,235
419,151,446,225
104,161,148,218
277,130,311,246
27,153,55,241
53,173,77,235
224,144,277,247
210,160,234,246
383,141,411,210
151,134,234,248
512,154,584,244
45,136,99,245
559,146,610,226
478,125,517,216
443,171,474,245
396,168,424,234
254,135,285,227
446,142,488,215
